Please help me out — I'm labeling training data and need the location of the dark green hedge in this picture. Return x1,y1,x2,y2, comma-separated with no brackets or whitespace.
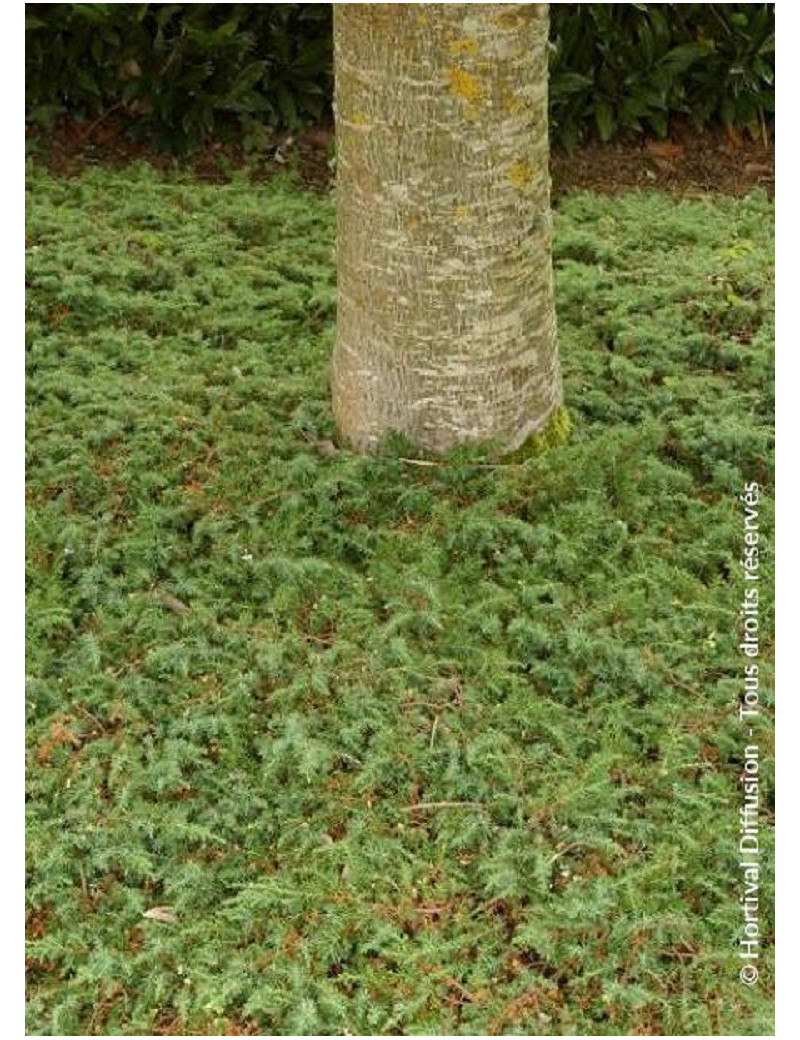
549,3,774,149
26,3,773,152
26,4,334,150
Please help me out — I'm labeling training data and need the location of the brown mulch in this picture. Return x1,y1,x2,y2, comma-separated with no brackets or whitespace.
28,116,773,200
550,120,774,201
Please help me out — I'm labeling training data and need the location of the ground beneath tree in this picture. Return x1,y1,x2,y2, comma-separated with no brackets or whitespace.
29,116,774,200
550,120,773,201
25,164,774,1037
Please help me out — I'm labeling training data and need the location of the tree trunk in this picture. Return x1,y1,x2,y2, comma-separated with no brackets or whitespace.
332,3,562,455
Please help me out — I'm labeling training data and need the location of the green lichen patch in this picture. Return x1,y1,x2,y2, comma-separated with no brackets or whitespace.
505,405,573,462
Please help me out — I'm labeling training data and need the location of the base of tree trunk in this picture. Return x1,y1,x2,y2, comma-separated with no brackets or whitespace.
332,4,562,457
500,404,572,461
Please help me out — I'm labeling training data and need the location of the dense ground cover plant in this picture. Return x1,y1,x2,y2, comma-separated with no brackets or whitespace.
26,3,774,150
26,165,773,1034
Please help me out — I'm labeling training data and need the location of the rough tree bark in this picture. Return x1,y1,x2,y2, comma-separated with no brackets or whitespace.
332,2,562,455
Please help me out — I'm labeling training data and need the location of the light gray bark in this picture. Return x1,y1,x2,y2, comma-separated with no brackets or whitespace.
332,3,562,454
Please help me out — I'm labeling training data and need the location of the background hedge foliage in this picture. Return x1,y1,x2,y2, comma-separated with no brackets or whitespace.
26,3,774,151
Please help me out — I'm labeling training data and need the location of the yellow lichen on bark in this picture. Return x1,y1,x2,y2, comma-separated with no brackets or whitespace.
446,66,483,105
448,37,480,57
506,160,535,189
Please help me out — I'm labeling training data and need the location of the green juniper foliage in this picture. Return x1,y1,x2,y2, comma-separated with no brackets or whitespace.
26,164,773,1035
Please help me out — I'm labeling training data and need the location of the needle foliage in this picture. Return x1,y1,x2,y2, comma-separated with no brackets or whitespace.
26,163,773,1035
